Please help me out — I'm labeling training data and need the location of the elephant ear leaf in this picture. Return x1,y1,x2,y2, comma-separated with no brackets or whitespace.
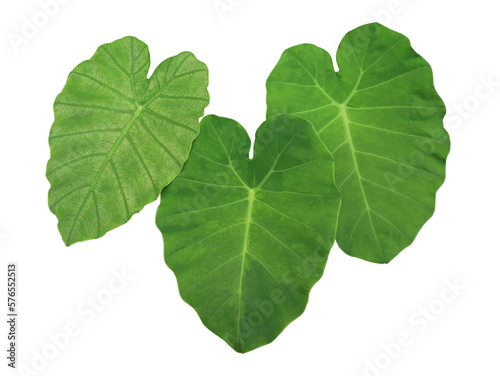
47,36,209,245
267,22,450,263
156,115,340,353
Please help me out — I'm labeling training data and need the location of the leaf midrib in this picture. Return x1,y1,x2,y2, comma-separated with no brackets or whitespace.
210,121,306,347
339,104,384,258
287,51,386,258
236,188,255,347
66,105,144,242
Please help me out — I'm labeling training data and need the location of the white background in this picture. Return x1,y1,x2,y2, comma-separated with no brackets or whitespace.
1,0,499,375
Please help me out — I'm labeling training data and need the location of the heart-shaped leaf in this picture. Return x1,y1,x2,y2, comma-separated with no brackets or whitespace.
47,36,209,245
267,23,450,263
156,115,340,352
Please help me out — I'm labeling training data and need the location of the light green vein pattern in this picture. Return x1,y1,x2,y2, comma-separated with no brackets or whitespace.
156,115,340,353
47,36,209,245
267,23,450,263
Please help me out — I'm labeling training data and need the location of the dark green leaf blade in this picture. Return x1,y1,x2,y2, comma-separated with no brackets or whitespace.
47,36,209,245
267,23,450,263
156,115,340,353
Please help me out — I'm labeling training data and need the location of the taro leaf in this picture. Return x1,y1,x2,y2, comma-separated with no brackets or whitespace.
266,23,450,263
47,36,209,245
156,115,340,353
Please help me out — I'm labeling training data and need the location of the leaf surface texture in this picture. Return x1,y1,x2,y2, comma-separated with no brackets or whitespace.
156,115,340,352
47,36,209,245
267,23,450,263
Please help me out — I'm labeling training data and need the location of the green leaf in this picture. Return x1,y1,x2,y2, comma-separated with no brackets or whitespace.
156,115,340,353
267,23,450,263
47,36,209,245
